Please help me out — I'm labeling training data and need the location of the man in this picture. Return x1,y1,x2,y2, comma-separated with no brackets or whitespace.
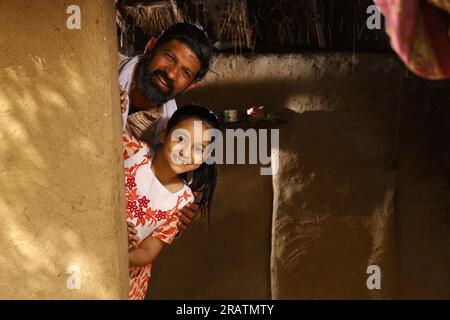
120,23,214,247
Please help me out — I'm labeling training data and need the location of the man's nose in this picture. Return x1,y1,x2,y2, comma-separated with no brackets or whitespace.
164,65,177,82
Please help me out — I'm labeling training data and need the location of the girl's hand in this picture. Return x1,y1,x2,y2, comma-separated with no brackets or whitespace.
127,221,139,250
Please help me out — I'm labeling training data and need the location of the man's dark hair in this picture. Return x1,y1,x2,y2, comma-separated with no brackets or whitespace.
153,23,214,81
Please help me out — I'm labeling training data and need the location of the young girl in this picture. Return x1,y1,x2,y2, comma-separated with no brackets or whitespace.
123,104,221,300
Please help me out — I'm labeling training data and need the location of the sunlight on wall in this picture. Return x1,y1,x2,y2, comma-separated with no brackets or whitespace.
0,0,128,299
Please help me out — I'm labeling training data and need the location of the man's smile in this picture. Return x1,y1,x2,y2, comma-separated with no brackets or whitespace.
154,74,170,92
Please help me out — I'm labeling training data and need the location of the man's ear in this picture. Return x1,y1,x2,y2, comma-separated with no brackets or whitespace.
186,80,198,92
144,38,157,57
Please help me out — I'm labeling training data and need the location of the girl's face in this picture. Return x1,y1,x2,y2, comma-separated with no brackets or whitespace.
160,118,213,175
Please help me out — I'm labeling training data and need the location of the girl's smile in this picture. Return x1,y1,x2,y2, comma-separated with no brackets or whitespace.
159,118,212,175
172,153,191,167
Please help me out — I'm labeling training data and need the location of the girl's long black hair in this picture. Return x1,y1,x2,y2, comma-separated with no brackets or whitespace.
165,104,221,225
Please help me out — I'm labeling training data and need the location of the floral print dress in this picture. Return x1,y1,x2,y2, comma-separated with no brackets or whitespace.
123,130,194,300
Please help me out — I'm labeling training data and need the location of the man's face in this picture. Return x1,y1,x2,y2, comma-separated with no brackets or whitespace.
138,39,201,106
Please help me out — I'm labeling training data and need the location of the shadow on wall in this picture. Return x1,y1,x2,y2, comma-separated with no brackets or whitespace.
179,68,400,300
151,53,450,299
1,57,96,298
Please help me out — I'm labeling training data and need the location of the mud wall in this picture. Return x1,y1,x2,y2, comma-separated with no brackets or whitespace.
0,1,128,299
151,53,450,299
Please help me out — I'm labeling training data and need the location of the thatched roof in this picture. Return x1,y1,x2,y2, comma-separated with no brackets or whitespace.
115,0,391,56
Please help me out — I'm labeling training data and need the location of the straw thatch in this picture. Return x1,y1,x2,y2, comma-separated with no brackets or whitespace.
180,0,255,51
115,0,391,55
125,1,186,39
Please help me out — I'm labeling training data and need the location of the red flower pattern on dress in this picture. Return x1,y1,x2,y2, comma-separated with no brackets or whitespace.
127,200,138,213
181,190,190,201
138,196,150,208
126,177,137,189
123,130,144,160
155,210,167,221
124,154,191,230
123,129,194,300
126,188,139,202
134,207,147,227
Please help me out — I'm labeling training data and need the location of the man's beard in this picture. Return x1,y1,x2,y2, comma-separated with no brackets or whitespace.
138,54,176,106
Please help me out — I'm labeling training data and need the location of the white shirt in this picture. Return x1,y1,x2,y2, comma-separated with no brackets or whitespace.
119,54,177,148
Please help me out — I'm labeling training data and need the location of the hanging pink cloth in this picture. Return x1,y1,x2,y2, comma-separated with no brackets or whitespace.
374,0,450,79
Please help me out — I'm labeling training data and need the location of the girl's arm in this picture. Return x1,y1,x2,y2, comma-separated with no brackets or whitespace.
129,200,187,266
129,236,166,267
